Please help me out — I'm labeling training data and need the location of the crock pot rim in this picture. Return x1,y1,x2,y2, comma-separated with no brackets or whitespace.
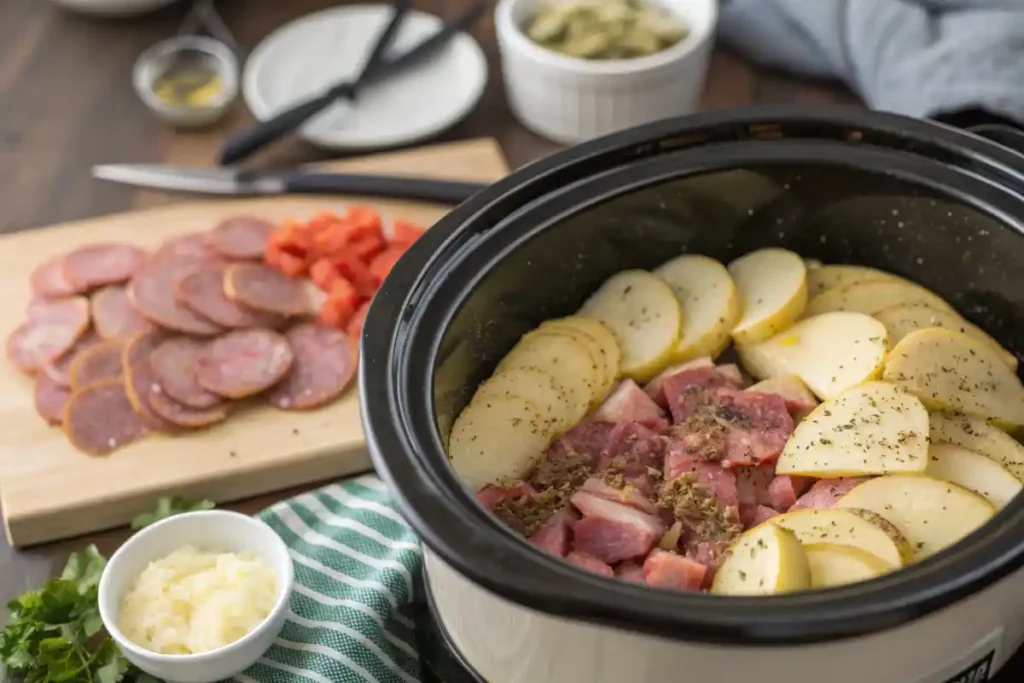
361,105,1024,645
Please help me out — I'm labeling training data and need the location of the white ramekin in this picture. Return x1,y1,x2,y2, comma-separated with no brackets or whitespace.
98,511,294,683
496,0,718,144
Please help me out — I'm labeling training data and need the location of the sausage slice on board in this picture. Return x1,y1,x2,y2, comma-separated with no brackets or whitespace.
5,297,90,373
128,262,223,336
91,284,155,339
148,389,228,429
152,233,222,264
30,256,77,297
206,216,275,260
64,379,149,455
268,323,357,410
194,329,294,398
62,243,149,291
43,331,102,388
69,339,126,390
122,332,178,433
175,264,284,329
150,337,224,409
35,373,72,425
224,264,310,317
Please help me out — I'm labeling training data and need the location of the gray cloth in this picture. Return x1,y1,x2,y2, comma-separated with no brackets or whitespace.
718,0,1024,123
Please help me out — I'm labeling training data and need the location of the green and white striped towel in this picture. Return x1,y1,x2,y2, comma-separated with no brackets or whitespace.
241,474,430,683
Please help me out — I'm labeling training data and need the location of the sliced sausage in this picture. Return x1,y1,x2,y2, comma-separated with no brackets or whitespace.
224,264,310,317
91,284,155,339
43,331,102,387
64,379,149,455
206,216,275,260
148,389,228,428
268,323,356,410
150,337,224,409
194,329,294,398
69,339,125,390
30,256,77,297
127,262,222,336
152,233,222,264
5,297,90,373
35,373,71,425
62,243,148,291
122,329,170,369
175,264,284,329
123,332,178,432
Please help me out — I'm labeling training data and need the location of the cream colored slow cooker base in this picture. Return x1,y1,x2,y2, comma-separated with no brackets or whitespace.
425,546,1024,683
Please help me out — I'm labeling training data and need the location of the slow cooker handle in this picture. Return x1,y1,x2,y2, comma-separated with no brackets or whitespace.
967,123,1024,156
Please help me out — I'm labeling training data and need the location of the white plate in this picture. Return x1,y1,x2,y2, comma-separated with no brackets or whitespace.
243,4,489,151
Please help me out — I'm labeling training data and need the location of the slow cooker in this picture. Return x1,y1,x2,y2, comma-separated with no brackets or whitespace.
360,106,1024,683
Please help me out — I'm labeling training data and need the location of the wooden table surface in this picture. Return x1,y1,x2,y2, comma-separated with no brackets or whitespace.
2,0,1020,679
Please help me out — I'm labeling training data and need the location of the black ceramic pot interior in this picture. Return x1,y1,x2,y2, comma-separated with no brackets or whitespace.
363,107,1024,645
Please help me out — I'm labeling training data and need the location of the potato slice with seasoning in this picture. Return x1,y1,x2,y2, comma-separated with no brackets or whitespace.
495,331,599,424
775,381,929,477
711,524,811,595
930,412,1024,481
653,254,741,362
539,316,621,399
577,270,681,382
736,311,887,399
448,392,555,490
926,443,1022,508
727,248,808,345
474,366,573,435
805,280,956,318
804,543,893,589
837,475,995,561
883,328,1024,429
873,303,1016,370
767,508,910,568
806,264,909,297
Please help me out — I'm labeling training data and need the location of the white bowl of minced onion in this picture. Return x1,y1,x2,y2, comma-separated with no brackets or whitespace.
98,510,294,683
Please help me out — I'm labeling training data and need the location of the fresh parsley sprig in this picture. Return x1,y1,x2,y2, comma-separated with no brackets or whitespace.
1,496,215,683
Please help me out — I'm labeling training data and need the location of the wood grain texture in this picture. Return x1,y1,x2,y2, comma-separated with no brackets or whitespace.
0,137,510,547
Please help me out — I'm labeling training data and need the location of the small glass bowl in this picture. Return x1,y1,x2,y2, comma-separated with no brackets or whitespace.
133,35,240,128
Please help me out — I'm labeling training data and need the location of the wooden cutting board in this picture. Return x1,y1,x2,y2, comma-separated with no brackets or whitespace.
0,138,510,547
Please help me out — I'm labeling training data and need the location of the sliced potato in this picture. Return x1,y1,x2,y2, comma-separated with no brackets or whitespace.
736,311,887,399
448,393,554,490
804,258,824,270
747,374,818,409
873,303,1016,370
474,367,573,435
930,412,1024,481
806,264,908,298
767,508,909,567
727,248,808,345
578,270,681,382
883,328,1024,429
926,443,1022,508
837,475,995,561
804,543,893,589
653,254,741,361
775,381,929,477
539,316,622,387
534,320,616,403
711,524,811,595
496,331,598,423
805,280,956,318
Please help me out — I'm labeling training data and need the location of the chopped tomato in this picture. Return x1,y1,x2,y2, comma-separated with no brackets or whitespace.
332,254,377,299
309,258,341,292
390,219,425,247
369,246,406,285
263,209,419,330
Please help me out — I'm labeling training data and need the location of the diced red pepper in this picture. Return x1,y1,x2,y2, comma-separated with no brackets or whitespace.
369,246,406,285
